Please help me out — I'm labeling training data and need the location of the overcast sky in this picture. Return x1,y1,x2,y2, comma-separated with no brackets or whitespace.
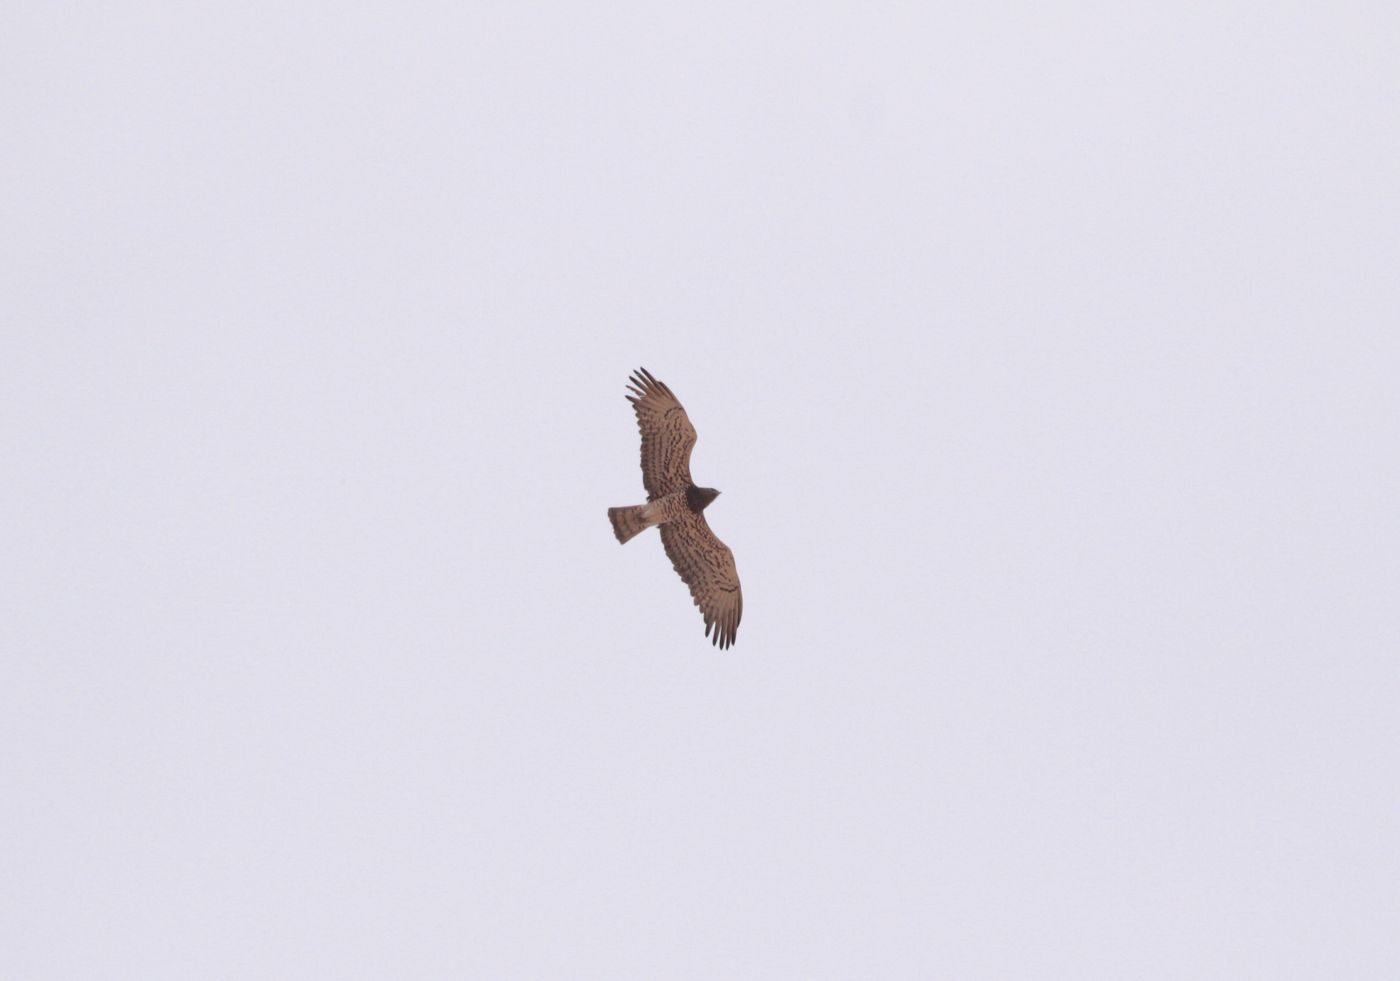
4,3,1398,978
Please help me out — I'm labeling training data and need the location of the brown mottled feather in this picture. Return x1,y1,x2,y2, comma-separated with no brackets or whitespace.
659,512,743,650
626,367,696,501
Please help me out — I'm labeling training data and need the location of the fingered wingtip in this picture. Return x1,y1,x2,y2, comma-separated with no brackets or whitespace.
626,366,677,401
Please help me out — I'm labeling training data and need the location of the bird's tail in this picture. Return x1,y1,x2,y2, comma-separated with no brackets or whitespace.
608,505,651,544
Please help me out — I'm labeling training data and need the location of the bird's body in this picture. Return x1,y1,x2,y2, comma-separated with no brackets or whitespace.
608,368,742,649
608,486,716,544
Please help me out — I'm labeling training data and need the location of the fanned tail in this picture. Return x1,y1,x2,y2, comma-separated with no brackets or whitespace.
608,505,650,544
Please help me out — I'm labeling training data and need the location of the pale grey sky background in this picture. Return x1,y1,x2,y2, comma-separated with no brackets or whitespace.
3,3,1398,978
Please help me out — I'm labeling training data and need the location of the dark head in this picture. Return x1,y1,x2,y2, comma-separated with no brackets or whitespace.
685,485,721,513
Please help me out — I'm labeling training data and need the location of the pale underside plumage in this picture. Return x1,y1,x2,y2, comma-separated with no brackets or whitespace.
622,368,742,650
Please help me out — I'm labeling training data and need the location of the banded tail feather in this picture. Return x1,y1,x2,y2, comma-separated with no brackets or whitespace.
608,505,650,544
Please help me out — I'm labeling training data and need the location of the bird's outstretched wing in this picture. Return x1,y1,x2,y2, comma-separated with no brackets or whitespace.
660,512,743,649
626,367,696,500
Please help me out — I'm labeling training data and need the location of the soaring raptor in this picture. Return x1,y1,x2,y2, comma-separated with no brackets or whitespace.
608,368,743,649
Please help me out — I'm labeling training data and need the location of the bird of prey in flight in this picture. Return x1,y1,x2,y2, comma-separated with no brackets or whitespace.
608,368,743,649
